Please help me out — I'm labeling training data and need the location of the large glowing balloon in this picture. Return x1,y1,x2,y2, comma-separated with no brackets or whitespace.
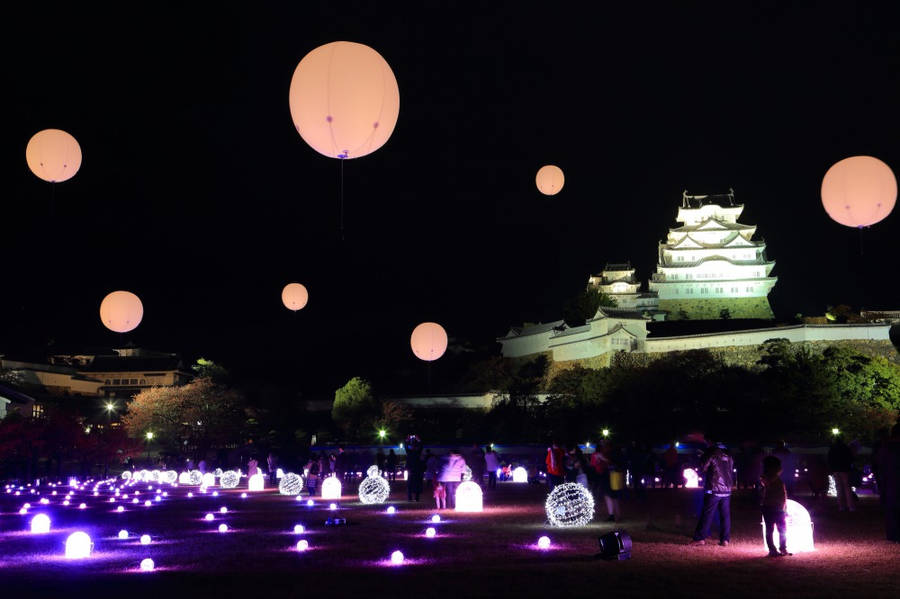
410,322,448,362
25,129,82,183
760,499,815,553
535,165,565,196
821,156,896,227
99,291,144,333
282,283,309,311
289,41,400,159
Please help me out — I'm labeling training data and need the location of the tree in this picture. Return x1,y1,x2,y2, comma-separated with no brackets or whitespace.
563,289,617,327
331,377,378,440
122,377,247,457
719,308,732,320
192,358,229,384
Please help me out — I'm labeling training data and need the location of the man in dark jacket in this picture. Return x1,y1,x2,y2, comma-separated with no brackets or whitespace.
691,442,735,546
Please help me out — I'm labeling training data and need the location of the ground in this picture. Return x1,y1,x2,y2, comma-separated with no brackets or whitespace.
1,477,898,598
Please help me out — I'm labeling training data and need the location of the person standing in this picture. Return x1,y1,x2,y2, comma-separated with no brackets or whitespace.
662,442,680,488
484,447,501,489
469,443,485,487
760,456,791,557
439,450,466,509
827,436,855,512
545,441,565,492
405,434,424,501
247,457,259,477
386,449,398,482
267,452,278,485
691,441,734,546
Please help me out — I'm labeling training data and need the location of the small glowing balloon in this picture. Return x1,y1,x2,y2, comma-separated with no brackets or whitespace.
140,558,155,571
281,283,309,311
535,165,565,196
116,505,124,513
537,535,551,550
512,466,528,483
683,468,700,489
761,499,815,553
218,524,228,533
386,506,396,515
545,483,595,527
30,513,51,533
65,532,92,559
321,475,342,500
118,529,129,539
25,129,82,183
288,41,400,159
431,514,441,523
455,481,483,512
220,470,240,489
296,539,309,552
425,527,436,538
248,473,265,492
358,468,390,504
390,550,405,565
219,506,228,514
821,155,896,227
329,503,338,510
279,473,304,496
410,322,448,362
293,524,305,534
204,513,215,521
140,534,151,545
99,291,144,333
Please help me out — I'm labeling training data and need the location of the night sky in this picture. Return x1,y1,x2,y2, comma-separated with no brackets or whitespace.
4,3,899,395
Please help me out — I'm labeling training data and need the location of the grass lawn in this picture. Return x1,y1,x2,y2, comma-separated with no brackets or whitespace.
1,477,898,598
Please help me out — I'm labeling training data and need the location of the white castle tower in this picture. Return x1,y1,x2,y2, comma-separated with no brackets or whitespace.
588,262,665,320
648,190,776,320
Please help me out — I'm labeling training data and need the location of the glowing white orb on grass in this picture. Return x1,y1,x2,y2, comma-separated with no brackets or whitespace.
279,473,304,496
321,475,341,499
79,503,87,509
329,503,338,510
144,500,151,507
358,469,390,504
425,527,436,538
276,468,285,479
683,468,700,489
386,506,396,514
140,558,155,571
241,493,248,499
218,524,228,533
545,483,595,527
140,534,151,545
294,524,305,534
431,514,441,523
296,539,309,552
118,530,129,539
537,535,551,550
455,481,483,512
117,506,124,513
204,513,214,521
390,550,405,564
189,470,203,486
219,506,228,514
512,467,528,483
30,513,51,533
178,472,191,484
248,473,266,492
65,532,92,559
761,499,815,553
202,473,216,488
220,470,240,489
306,499,314,507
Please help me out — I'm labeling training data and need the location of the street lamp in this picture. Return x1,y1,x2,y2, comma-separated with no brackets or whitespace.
831,427,840,436
146,431,154,440
378,429,387,441
601,428,610,438
105,402,116,413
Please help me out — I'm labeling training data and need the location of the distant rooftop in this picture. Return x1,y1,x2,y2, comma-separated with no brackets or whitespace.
682,189,738,208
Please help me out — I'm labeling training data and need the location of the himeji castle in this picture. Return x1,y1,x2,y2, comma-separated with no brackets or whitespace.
649,190,777,320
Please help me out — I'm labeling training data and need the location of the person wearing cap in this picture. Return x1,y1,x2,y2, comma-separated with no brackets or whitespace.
690,441,735,546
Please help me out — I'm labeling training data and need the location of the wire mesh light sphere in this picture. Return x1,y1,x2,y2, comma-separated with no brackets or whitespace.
201,473,216,488
760,499,815,553
188,470,203,486
220,470,240,489
149,470,161,483
321,475,342,499
462,466,473,482
99,291,144,333
545,483,595,527
288,41,400,159
535,164,565,195
163,470,178,485
367,465,380,478
358,473,390,504
279,473,304,496
26,128,82,183
454,481,483,512
214,468,223,478
178,471,191,485
410,322,448,361
137,469,150,482
281,283,309,311
821,155,896,227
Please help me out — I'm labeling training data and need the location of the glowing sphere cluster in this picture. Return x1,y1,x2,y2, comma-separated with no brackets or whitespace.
288,41,400,159
454,481,483,512
321,475,342,500
201,472,216,488
821,155,896,227
545,483,595,527
358,469,390,504
279,473,304,496
220,470,240,489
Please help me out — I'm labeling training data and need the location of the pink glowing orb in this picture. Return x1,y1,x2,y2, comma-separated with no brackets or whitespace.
296,539,309,552
281,283,309,311
761,499,815,553
390,550,405,564
821,155,896,227
410,322,448,362
537,535,551,550
425,527,436,538
683,468,700,489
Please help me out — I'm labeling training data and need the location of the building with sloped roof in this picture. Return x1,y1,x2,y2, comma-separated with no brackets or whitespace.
588,262,665,320
648,190,777,320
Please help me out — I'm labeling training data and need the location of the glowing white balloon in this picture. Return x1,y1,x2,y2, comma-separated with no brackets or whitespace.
512,466,528,483
454,481,483,512
30,513,51,533
65,532,92,559
140,558,155,571
761,499,815,553
321,475,341,499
